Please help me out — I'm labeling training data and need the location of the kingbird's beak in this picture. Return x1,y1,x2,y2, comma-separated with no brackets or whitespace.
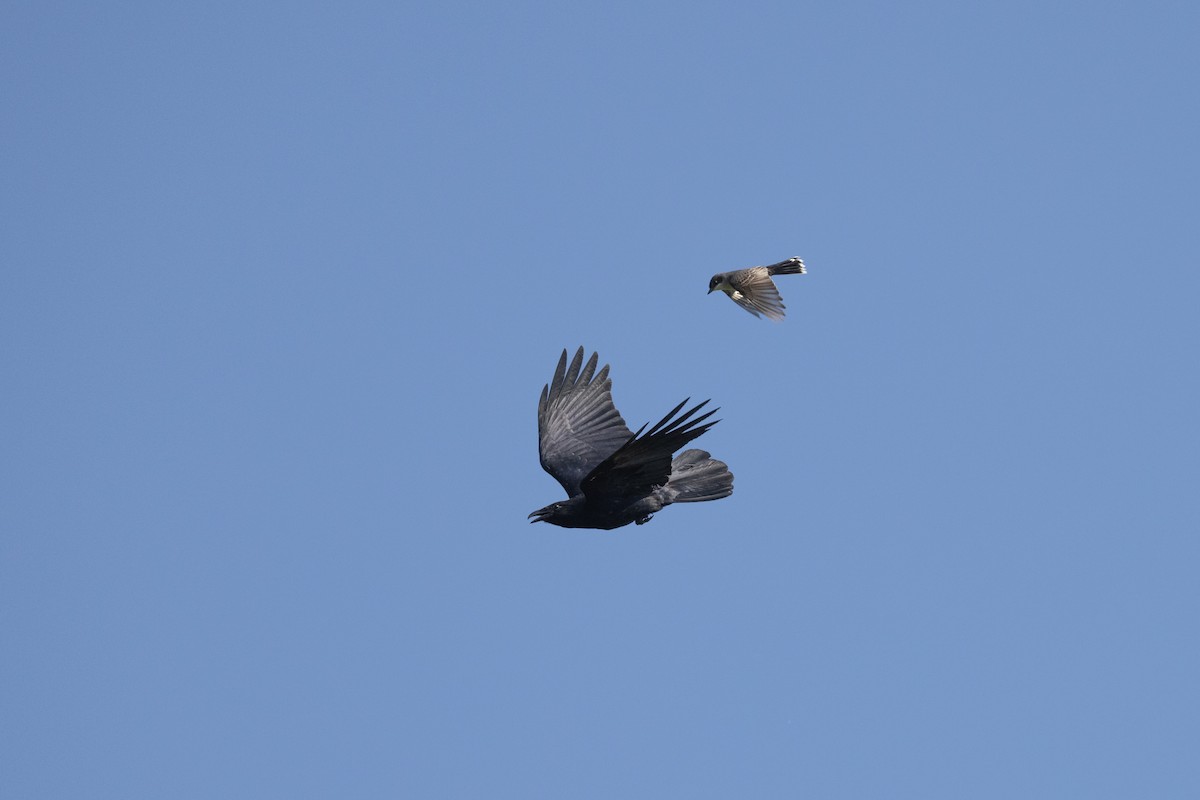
707,286,714,294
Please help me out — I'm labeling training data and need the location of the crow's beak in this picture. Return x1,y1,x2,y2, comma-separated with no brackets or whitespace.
528,508,547,523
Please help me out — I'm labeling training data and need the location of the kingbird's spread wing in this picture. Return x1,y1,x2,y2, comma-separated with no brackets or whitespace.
581,398,718,507
729,267,787,321
538,348,634,496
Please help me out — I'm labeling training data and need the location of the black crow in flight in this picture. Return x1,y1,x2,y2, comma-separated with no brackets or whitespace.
529,348,733,530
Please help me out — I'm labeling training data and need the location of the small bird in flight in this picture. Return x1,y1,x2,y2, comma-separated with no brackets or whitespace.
529,347,733,530
708,256,807,321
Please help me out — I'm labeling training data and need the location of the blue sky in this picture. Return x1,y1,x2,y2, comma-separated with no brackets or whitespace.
4,1,1199,797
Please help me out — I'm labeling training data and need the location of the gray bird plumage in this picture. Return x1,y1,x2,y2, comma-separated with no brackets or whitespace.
529,347,734,530
708,256,807,321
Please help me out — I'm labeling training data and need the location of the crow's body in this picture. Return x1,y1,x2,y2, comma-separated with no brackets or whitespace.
529,348,733,530
708,256,806,321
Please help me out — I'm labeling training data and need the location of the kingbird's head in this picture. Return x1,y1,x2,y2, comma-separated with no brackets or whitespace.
708,274,728,294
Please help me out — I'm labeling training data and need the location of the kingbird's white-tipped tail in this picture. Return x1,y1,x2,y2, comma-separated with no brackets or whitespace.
767,257,806,276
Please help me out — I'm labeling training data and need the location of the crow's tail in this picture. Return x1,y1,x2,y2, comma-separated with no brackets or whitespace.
766,257,806,276
665,449,733,503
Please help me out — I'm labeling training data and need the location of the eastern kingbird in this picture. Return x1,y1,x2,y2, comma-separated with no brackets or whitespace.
708,257,807,321
529,348,733,530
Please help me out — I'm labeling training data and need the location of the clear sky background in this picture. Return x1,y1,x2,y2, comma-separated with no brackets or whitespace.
4,2,1199,797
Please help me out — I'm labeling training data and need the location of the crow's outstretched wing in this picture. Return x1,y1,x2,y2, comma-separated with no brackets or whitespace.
538,348,634,496
728,267,788,321
581,398,719,507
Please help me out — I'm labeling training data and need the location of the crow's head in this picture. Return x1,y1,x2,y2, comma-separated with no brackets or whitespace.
529,496,593,525
528,501,567,524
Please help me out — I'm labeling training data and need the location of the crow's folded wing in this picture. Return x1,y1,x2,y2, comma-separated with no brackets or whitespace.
581,398,719,507
538,348,634,496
